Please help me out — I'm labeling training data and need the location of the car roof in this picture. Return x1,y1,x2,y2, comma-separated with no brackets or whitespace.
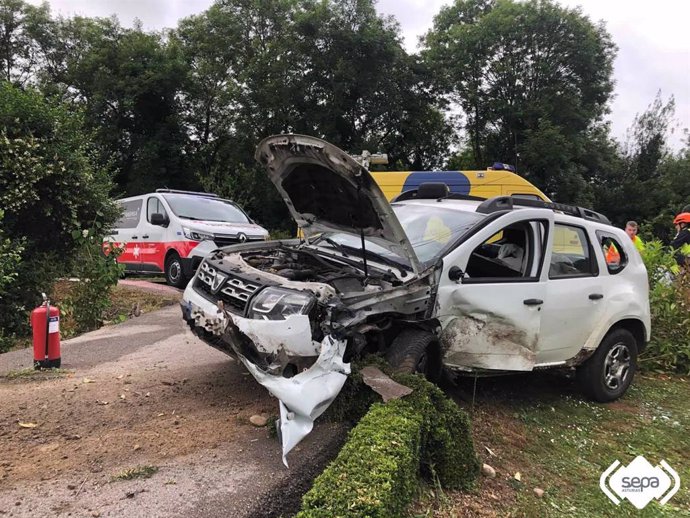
393,198,485,211
116,192,238,205
395,197,615,232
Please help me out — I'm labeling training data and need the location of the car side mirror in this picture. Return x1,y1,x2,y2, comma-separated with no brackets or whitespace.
448,265,464,282
150,213,167,226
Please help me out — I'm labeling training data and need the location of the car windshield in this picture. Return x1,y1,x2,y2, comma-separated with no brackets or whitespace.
317,203,485,265
163,194,249,223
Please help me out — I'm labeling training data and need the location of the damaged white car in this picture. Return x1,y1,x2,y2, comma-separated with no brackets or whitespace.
181,134,651,463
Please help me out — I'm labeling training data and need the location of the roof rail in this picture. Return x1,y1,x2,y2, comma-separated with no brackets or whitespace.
391,185,487,203
155,189,219,198
476,196,611,225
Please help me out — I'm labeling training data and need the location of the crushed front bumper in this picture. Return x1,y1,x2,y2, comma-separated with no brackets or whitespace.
181,284,350,465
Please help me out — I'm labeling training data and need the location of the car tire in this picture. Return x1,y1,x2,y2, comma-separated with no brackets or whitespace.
576,328,638,403
386,329,443,383
165,252,187,288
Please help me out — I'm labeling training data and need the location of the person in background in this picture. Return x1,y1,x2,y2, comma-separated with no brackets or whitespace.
671,212,690,269
625,221,645,252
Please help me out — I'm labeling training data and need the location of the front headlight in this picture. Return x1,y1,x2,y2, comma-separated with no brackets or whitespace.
247,287,315,320
182,226,214,241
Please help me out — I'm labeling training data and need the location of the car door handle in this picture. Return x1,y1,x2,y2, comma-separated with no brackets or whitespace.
131,236,138,239
589,293,604,300
142,235,149,239
523,298,543,306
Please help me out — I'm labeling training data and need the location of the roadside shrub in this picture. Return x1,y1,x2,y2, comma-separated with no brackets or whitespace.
0,209,24,352
297,374,479,518
640,240,690,374
0,83,117,342
323,357,388,423
60,226,124,336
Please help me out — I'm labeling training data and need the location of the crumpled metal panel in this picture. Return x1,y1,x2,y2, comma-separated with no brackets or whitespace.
235,314,320,356
360,366,413,402
237,335,350,466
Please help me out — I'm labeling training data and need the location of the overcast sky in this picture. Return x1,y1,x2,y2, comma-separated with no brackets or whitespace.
29,0,690,149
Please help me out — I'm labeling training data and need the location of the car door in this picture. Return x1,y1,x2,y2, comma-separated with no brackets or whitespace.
139,196,169,273
435,209,553,371
107,199,144,271
536,223,604,364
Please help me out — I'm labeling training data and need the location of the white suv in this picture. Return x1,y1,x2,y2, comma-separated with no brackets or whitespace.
181,135,650,461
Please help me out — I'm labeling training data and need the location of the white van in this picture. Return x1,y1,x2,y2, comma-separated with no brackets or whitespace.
106,189,269,286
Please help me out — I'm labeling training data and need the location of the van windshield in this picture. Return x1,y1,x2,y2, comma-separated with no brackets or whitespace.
163,194,249,223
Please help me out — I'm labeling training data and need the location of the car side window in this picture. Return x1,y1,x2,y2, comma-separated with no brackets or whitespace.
549,224,596,278
463,220,544,282
115,200,142,229
147,197,167,223
597,232,628,274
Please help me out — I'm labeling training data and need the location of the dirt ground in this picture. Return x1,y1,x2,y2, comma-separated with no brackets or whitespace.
0,303,346,518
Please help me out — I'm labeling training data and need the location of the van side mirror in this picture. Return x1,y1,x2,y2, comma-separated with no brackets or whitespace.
150,213,167,226
448,265,464,282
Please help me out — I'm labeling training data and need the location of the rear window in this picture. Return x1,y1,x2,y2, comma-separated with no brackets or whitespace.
114,200,142,229
549,224,597,278
597,232,628,274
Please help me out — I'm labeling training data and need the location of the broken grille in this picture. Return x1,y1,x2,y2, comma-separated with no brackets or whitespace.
195,262,261,313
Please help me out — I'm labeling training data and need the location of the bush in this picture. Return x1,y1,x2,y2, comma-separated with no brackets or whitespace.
640,241,690,374
297,374,479,518
0,209,24,352
59,227,124,336
0,83,118,343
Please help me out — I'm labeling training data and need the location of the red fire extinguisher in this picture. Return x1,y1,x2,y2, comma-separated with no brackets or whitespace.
31,293,61,369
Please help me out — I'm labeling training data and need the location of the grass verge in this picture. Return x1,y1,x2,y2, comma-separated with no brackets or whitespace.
412,372,690,517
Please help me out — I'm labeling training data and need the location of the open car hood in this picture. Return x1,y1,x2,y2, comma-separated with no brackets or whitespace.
255,134,421,274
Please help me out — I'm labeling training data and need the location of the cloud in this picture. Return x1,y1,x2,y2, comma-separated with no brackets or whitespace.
28,0,213,29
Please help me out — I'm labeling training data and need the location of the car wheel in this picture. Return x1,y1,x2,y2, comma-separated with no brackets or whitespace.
165,252,187,288
577,328,638,402
386,329,443,383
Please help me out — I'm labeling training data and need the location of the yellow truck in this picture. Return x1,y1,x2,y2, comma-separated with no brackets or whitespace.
371,166,548,202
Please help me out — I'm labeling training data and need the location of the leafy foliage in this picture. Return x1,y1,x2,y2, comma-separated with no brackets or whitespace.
0,209,23,352
173,0,454,230
0,0,51,84
298,374,479,517
60,228,124,336
593,93,687,229
640,241,690,374
0,82,117,343
39,16,192,195
423,0,616,203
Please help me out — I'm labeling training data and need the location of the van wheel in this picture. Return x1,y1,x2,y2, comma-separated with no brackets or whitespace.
576,329,637,402
165,252,187,288
386,329,442,383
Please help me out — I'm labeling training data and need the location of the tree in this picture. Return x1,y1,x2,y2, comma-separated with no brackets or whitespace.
37,16,193,195
293,0,455,168
592,92,680,232
174,0,455,230
422,0,616,202
0,0,51,84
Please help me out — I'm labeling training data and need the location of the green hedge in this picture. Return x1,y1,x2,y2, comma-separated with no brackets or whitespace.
296,374,479,518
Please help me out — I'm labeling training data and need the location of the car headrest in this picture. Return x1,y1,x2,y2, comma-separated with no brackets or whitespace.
417,182,449,199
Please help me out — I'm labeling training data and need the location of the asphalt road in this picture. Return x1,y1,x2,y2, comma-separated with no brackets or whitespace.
0,305,346,518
